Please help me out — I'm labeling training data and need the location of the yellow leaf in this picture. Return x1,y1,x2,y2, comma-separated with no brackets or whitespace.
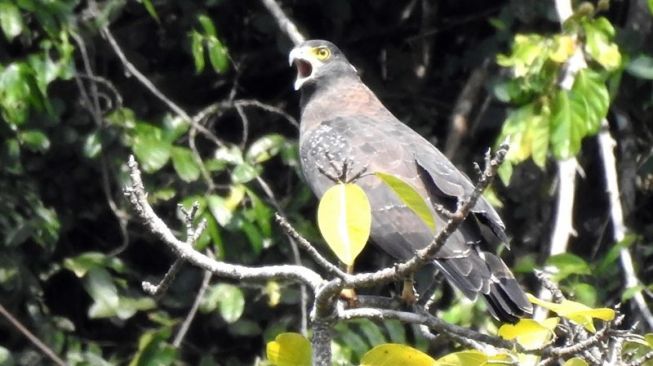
317,183,371,266
360,344,437,366
527,294,615,332
375,172,435,231
564,357,589,366
550,35,577,63
266,332,311,366
437,350,513,365
498,318,558,350
265,280,281,307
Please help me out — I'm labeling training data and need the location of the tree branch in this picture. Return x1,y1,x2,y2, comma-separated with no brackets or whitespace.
123,155,323,290
597,119,653,330
259,0,306,46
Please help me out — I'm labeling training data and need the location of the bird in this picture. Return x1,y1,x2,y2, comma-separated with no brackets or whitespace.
289,39,532,323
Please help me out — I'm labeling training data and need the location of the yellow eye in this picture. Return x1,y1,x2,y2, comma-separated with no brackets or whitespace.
314,47,331,60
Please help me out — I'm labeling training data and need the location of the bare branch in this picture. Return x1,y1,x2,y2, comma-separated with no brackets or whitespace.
259,0,306,46
597,119,653,330
339,307,516,351
0,303,67,366
124,155,323,290
173,269,212,347
274,213,347,279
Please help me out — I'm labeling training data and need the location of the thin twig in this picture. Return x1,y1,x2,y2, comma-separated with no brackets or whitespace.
597,119,653,330
124,156,323,289
274,213,347,279
173,269,212,347
259,0,306,46
0,303,67,366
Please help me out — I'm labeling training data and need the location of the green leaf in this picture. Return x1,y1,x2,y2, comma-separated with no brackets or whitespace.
64,252,125,277
231,162,260,183
116,297,156,320
0,63,33,125
550,70,608,160
0,345,14,366
527,294,615,332
375,172,435,231
360,344,436,366
133,133,172,172
595,235,637,276
139,0,159,23
207,37,229,74
190,30,205,73
626,55,653,80
197,14,216,37
207,195,233,226
498,318,558,350
546,253,591,281
583,17,621,70
317,183,372,266
246,134,285,164
0,2,24,41
19,130,50,152
200,284,245,323
83,131,102,158
266,332,311,366
83,268,119,319
129,329,176,366
170,146,200,182
649,0,653,14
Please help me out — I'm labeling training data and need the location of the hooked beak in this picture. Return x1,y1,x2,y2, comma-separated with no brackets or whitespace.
289,47,313,91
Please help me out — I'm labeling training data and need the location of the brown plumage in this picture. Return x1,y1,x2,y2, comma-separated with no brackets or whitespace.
290,40,532,323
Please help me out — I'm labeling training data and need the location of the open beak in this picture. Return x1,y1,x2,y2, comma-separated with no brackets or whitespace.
289,47,313,90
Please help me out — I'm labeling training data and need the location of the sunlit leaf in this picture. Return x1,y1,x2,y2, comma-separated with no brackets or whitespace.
0,2,24,41
64,252,125,277
546,253,591,281
83,268,119,319
207,37,229,74
246,134,285,164
317,183,371,266
139,0,159,23
266,332,311,366
360,344,436,366
527,294,615,332
583,18,621,70
200,283,244,323
437,350,513,365
198,14,216,37
564,357,588,366
170,146,200,182
83,131,102,158
19,130,50,152
375,172,435,231
550,69,608,160
190,30,205,73
231,162,260,183
133,131,172,173
549,35,576,63
265,280,281,307
498,318,558,350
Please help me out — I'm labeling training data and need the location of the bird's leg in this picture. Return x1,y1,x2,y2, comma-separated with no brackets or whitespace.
339,264,358,307
319,152,368,184
400,273,418,305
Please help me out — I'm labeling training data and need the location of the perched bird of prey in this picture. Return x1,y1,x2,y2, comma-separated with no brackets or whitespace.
290,40,532,323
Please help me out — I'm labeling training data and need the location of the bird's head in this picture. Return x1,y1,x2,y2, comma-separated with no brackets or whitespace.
289,40,357,91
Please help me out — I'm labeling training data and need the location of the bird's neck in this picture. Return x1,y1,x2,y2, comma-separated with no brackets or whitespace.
299,76,384,133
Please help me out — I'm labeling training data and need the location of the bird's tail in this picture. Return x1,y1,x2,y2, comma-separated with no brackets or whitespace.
436,252,532,324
